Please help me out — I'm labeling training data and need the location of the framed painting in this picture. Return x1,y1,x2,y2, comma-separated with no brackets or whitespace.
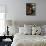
26,3,36,16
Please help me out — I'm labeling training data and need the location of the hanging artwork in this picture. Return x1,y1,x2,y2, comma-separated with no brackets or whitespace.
26,3,36,16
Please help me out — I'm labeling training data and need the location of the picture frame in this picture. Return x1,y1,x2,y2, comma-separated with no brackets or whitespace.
26,3,36,16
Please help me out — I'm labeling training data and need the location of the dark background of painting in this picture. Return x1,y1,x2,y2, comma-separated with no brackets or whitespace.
26,3,36,16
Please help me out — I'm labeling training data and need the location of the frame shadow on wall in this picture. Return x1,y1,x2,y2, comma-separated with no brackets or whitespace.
26,3,36,16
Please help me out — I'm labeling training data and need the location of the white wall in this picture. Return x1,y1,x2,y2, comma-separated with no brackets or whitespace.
0,0,46,22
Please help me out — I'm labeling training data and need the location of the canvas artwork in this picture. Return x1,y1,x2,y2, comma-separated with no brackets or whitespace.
26,3,36,16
